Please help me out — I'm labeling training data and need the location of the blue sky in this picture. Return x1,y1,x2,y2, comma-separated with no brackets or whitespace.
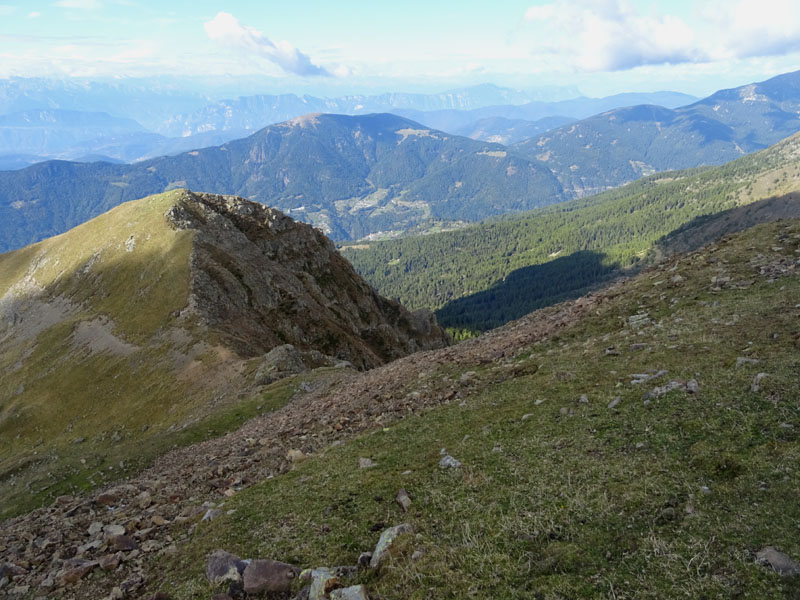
1,0,800,97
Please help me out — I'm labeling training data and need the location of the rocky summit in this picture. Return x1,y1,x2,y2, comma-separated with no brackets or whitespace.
0,189,448,519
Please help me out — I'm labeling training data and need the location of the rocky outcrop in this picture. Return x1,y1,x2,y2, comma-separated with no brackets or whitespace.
166,191,449,368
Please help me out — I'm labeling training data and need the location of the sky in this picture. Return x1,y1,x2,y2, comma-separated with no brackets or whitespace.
1,0,800,98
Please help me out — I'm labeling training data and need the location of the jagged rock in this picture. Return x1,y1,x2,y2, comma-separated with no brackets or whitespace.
396,489,412,512
254,345,307,384
98,553,121,571
242,559,299,594
300,567,341,600
166,192,450,366
88,521,104,536
330,585,370,600
370,524,414,569
756,547,800,576
206,550,248,586
60,559,98,585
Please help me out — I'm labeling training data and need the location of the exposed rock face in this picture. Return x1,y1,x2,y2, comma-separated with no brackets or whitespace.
166,191,449,368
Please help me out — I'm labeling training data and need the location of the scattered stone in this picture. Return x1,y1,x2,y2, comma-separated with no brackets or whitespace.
287,449,307,463
751,373,769,393
98,553,121,571
411,548,426,561
95,492,120,506
60,559,98,585
671,274,684,284
108,535,138,552
104,524,125,537
395,489,412,512
644,380,685,400
628,313,651,329
150,515,168,526
359,458,377,469
521,413,534,420
579,394,589,404
608,397,621,409
700,486,712,495
206,550,247,586
370,524,414,569
459,371,477,383
87,521,104,536
604,347,620,356
330,585,370,600
439,455,461,469
300,567,341,600
736,356,761,368
202,509,221,522
686,379,700,394
242,559,299,594
756,547,800,576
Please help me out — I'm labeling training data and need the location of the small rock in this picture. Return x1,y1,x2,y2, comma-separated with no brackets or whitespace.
108,535,138,552
756,547,800,576
104,524,125,537
411,548,426,561
300,567,340,600
607,397,621,409
521,413,534,420
242,559,299,594
330,585,370,600
370,524,414,569
359,458,377,469
60,559,98,585
751,373,768,393
206,550,247,586
88,521,104,536
439,455,461,469
202,509,220,522
287,449,307,463
459,371,477,383
736,356,761,368
579,394,589,404
604,347,620,356
395,489,412,512
150,515,168,526
95,492,120,506
686,379,699,394
98,553,121,571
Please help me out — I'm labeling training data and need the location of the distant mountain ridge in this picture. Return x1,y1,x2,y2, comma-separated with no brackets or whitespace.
512,70,800,196
0,113,564,251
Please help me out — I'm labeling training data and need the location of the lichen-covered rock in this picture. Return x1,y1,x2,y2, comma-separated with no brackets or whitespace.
370,524,414,568
242,559,299,594
205,550,248,586
330,585,370,600
299,567,341,600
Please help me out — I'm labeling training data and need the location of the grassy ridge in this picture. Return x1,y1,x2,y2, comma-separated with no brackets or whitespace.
151,220,800,599
342,132,800,331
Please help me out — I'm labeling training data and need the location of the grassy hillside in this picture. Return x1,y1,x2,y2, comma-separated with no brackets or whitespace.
137,218,800,599
343,131,800,331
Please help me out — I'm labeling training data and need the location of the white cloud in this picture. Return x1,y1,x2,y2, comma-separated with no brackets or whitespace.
203,12,332,77
523,0,800,72
28,11,41,18
53,0,102,8
524,0,703,71
700,0,800,59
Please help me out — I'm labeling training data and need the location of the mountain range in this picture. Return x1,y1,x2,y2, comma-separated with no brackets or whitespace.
0,112,565,251
2,71,800,255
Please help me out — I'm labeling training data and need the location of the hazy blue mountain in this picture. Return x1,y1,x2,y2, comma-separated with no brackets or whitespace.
391,91,698,134
0,109,146,157
512,70,800,196
453,115,576,144
0,113,565,252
